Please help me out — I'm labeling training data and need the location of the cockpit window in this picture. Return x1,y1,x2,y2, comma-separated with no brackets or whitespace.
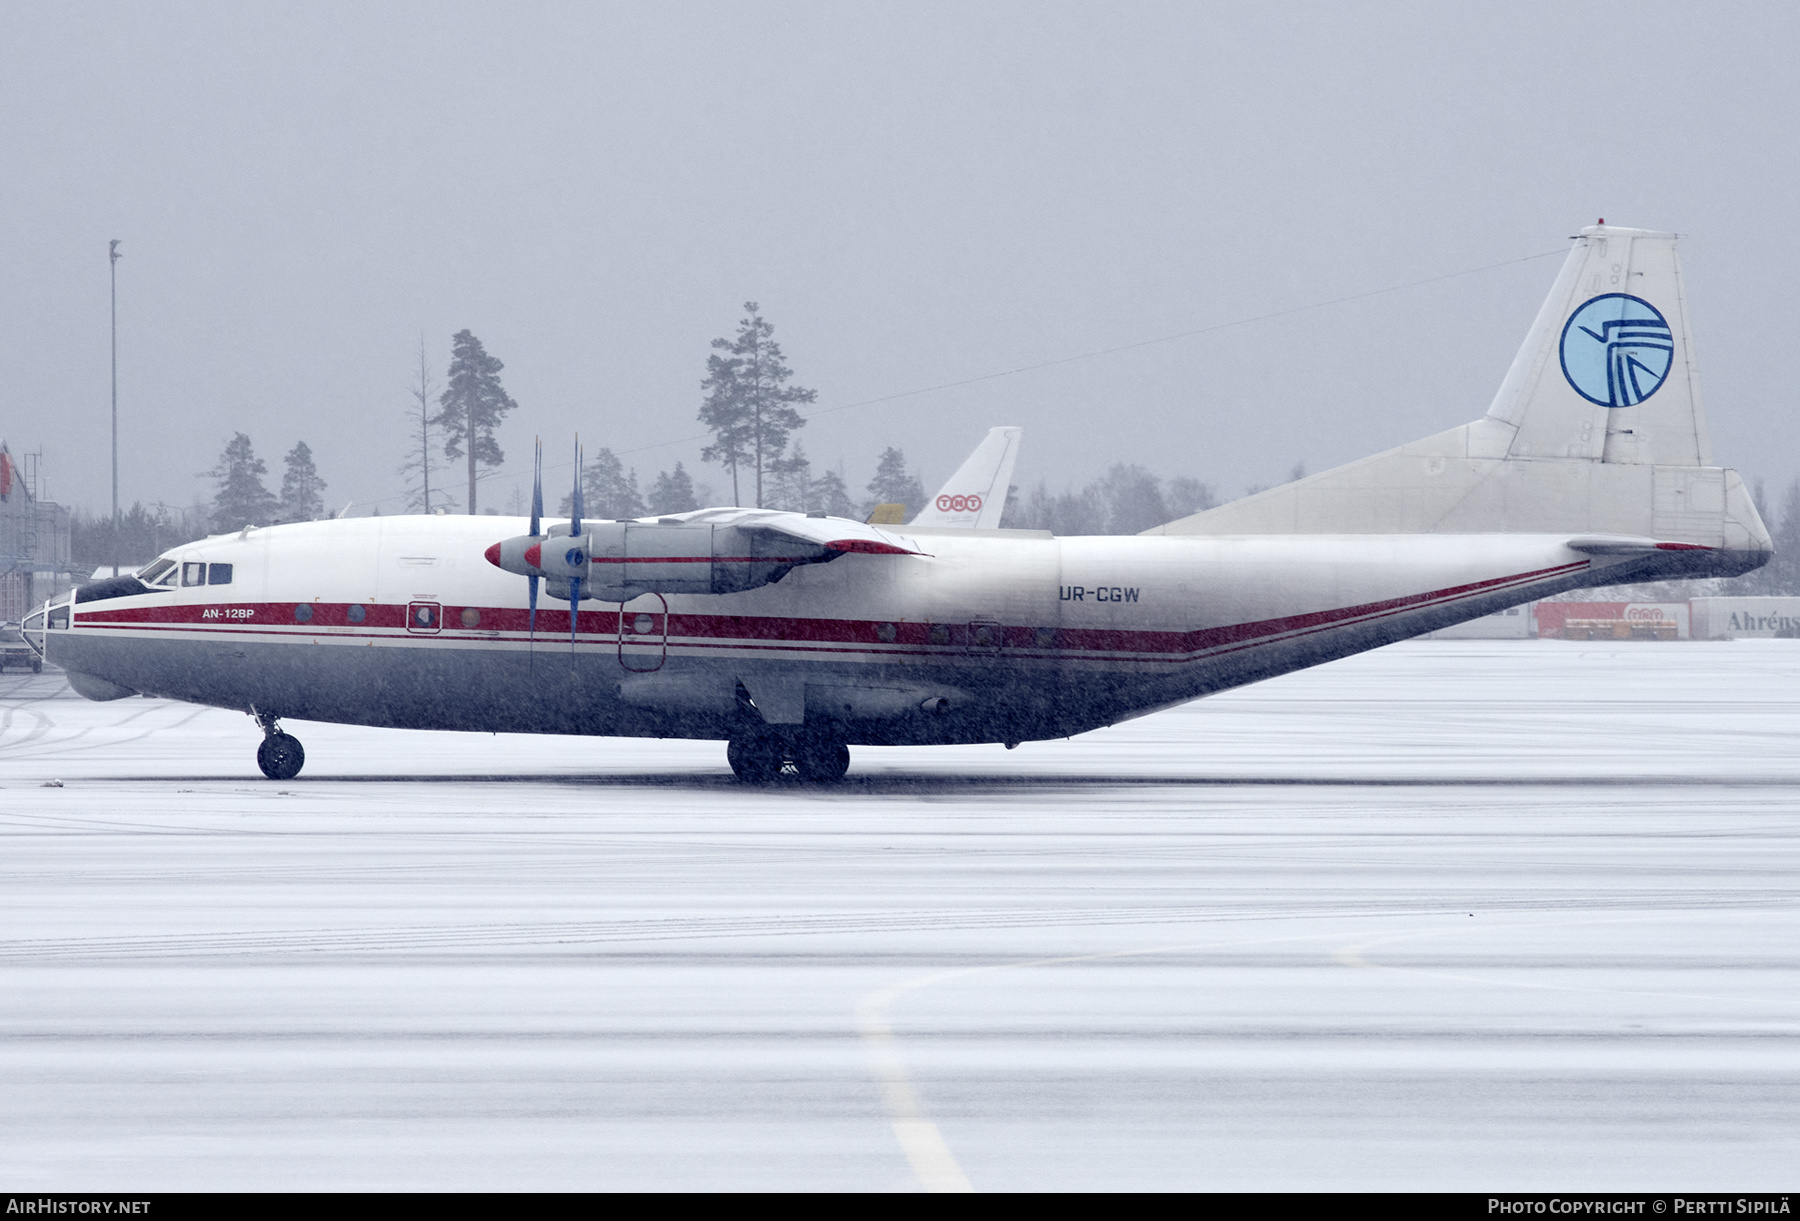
138,559,175,584
180,561,233,586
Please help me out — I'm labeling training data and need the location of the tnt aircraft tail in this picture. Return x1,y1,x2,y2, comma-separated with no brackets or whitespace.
1152,224,1770,576
908,426,1023,529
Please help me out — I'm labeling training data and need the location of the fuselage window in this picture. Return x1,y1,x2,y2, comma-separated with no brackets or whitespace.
209,563,233,585
181,562,207,587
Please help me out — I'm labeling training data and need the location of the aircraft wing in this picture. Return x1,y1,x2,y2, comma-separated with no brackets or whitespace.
909,426,1022,529
679,507,927,555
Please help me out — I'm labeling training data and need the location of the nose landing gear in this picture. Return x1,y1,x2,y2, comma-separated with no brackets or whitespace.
251,708,305,780
726,732,850,783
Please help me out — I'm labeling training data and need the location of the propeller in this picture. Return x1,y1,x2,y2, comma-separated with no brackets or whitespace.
490,438,581,669
527,439,542,669
568,439,584,651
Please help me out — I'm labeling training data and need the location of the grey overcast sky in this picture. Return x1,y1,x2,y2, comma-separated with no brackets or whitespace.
4,1,1798,518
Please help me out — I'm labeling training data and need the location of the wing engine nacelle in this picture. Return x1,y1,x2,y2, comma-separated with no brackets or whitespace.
485,520,841,601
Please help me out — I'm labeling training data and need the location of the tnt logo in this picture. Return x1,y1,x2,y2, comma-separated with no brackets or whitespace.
936,493,983,513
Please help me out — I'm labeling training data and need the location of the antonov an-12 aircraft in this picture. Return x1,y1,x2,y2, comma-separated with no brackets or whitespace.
22,225,1771,781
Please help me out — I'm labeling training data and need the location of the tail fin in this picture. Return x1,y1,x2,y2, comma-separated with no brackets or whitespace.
1488,224,1708,466
1151,224,1770,574
909,426,1022,529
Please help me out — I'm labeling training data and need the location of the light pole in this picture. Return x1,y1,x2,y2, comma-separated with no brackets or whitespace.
109,239,121,577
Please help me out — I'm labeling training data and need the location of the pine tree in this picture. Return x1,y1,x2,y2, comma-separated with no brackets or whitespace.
698,303,815,507
1014,479,1105,535
69,502,199,570
647,462,699,515
865,447,925,519
559,447,645,520
208,433,279,530
280,441,328,522
766,443,814,512
1165,476,1216,518
1100,463,1168,534
433,330,518,514
811,468,857,518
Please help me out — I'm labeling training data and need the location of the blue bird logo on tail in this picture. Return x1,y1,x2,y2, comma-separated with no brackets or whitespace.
1559,293,1674,407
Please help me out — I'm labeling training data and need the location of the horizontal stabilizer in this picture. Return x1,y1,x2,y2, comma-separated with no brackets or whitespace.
1565,534,1715,555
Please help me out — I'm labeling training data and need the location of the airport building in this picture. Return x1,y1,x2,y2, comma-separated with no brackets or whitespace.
1428,597,1800,641
0,445,74,623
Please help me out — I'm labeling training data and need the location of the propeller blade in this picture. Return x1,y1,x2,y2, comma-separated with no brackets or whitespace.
569,576,581,651
530,438,542,539
570,440,584,655
570,438,584,538
527,572,538,673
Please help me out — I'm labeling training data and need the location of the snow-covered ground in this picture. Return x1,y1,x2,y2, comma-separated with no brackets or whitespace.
2,640,1797,1191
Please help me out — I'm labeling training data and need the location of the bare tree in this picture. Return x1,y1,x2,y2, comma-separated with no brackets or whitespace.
399,337,456,513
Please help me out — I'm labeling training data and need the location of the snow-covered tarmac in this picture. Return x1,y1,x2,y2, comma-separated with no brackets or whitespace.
2,640,1797,1191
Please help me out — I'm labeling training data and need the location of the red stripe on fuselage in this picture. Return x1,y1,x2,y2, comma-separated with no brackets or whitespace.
586,555,816,564
69,560,1586,661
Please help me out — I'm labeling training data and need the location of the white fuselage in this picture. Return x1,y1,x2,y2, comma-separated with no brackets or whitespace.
35,514,1631,746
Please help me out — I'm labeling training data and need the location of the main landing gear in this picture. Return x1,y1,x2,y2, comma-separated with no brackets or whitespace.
252,708,305,780
727,733,851,783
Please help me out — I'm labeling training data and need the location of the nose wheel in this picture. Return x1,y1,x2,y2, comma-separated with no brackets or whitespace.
251,708,305,780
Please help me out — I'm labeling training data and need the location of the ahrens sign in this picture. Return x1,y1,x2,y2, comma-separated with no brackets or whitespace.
1533,602,1690,639
1689,597,1800,639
